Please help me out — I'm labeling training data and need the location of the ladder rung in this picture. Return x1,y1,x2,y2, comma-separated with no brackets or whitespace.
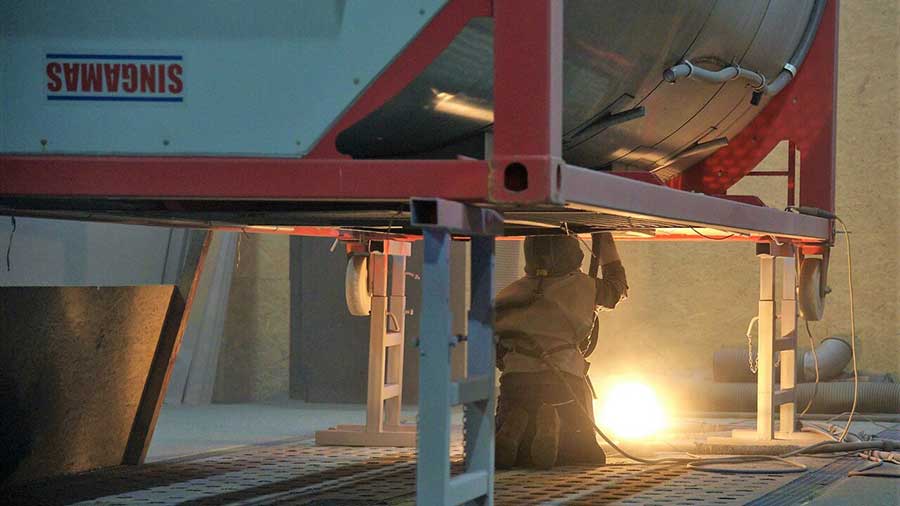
449,375,492,406
445,470,489,505
383,383,401,400
774,388,794,406
774,336,796,352
384,331,403,348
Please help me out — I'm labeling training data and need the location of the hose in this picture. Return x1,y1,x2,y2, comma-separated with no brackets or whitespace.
834,217,858,442
800,320,820,416
664,0,827,104
542,357,896,475
759,0,827,98
664,381,898,415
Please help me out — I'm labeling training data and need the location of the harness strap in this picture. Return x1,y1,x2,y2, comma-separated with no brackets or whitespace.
497,331,580,360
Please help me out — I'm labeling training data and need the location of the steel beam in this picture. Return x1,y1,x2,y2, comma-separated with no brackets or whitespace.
560,164,830,241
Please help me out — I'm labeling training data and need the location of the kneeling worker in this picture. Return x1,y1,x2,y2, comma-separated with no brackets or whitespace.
494,232,627,469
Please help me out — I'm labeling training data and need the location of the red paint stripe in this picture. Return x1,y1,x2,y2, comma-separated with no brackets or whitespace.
0,156,489,201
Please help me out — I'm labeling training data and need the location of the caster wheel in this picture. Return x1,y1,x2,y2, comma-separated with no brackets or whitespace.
345,255,372,316
799,257,826,321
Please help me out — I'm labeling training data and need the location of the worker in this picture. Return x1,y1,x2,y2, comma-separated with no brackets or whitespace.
494,232,627,469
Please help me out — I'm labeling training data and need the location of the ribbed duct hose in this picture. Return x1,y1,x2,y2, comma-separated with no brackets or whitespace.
713,338,852,383
669,381,900,414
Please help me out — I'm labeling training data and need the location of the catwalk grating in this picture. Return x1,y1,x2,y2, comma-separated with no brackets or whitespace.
0,437,865,506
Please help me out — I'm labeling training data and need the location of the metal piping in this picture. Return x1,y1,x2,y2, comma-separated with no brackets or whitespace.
664,0,828,105
663,61,766,89
803,337,852,382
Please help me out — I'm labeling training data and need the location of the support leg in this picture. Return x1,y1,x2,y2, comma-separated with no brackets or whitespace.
385,254,407,428
418,228,453,505
366,253,389,433
316,241,414,447
463,236,496,506
411,197,502,505
711,243,817,447
779,252,798,435
757,255,776,440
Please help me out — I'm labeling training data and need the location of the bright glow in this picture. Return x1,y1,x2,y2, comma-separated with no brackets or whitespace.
595,381,667,440
432,90,494,122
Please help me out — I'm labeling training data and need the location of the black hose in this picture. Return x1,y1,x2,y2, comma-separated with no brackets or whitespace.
753,0,828,103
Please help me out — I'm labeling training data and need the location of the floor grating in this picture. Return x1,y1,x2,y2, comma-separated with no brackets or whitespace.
0,437,863,506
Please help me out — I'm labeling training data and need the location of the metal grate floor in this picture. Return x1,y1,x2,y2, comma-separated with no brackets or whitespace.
0,437,866,506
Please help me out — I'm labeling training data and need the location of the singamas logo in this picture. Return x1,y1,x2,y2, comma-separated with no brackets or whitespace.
45,53,184,102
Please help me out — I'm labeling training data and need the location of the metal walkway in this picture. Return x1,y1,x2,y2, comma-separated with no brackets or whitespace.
1,436,867,506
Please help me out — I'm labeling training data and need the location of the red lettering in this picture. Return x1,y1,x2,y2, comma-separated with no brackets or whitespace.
139,64,156,93
167,64,183,94
157,64,165,93
122,64,137,92
80,63,102,92
103,64,121,92
46,62,62,92
62,63,79,91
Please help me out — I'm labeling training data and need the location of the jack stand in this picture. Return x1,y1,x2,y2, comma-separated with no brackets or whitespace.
316,240,416,447
413,198,502,506
709,240,828,447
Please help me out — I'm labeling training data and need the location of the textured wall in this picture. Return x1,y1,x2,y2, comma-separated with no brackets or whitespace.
589,1,899,384
213,235,290,403
0,286,173,485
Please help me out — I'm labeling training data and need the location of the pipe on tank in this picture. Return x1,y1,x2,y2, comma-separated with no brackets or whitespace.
663,61,766,88
756,0,828,100
664,0,827,105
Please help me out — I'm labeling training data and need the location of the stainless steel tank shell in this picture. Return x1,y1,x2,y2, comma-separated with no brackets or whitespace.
336,0,817,180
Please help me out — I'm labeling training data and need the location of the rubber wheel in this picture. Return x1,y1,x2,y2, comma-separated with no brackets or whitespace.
798,257,826,321
345,255,372,316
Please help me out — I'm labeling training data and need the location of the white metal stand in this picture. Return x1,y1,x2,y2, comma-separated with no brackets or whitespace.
711,241,826,445
316,241,417,447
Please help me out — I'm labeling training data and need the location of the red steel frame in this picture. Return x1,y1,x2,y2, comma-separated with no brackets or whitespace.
673,0,839,215
0,0,836,243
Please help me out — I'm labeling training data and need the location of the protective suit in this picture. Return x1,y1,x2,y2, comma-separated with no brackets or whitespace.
494,233,627,469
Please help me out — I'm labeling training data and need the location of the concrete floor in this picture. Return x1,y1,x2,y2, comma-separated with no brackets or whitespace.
147,401,899,505
148,398,421,462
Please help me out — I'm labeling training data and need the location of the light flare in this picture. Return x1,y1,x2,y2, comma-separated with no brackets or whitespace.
594,380,667,440
432,90,494,122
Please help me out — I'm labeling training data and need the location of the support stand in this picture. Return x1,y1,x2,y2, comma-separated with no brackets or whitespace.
412,198,502,506
316,241,416,447
709,240,826,446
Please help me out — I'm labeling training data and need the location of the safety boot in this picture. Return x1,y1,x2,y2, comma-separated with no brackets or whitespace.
495,406,529,469
530,403,560,469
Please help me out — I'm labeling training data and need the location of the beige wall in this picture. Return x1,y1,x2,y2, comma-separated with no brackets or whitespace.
213,234,291,403
591,0,899,383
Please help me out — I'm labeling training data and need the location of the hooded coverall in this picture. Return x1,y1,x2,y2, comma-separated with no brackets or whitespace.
494,234,628,469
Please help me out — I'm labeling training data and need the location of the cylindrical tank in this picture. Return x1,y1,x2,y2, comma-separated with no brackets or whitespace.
337,0,820,181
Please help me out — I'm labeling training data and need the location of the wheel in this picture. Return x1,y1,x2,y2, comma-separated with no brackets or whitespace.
345,255,372,316
798,257,826,321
